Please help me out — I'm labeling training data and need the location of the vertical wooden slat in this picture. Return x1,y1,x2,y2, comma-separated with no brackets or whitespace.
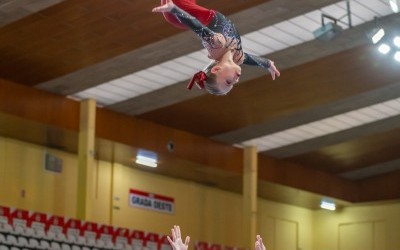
243,146,258,249
76,99,96,220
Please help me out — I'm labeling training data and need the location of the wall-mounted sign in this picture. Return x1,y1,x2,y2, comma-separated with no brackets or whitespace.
129,189,174,214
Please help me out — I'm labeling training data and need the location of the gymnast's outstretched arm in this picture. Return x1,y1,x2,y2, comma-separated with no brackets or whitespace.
243,53,280,80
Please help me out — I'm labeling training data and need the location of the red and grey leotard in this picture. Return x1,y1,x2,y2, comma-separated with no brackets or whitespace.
163,1,272,69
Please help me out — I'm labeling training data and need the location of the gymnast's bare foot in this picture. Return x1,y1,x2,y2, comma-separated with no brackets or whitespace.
152,0,174,13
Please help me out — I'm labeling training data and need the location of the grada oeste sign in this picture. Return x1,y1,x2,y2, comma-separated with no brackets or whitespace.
129,189,174,214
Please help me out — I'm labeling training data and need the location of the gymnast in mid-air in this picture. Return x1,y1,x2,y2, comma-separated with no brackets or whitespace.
152,0,280,95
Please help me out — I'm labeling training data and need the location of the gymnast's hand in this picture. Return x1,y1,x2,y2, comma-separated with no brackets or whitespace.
268,60,280,80
152,0,174,13
167,225,190,250
255,235,267,250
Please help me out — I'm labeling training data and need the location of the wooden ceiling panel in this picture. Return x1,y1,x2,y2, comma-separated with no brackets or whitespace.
65,3,133,28
285,127,400,174
39,5,90,22
51,28,96,44
138,46,400,136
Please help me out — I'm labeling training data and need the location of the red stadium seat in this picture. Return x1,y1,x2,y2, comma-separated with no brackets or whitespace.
28,212,47,235
64,219,81,239
81,221,98,240
10,209,29,232
98,224,114,244
130,230,145,250
0,206,11,226
144,232,159,250
46,215,65,236
114,227,130,246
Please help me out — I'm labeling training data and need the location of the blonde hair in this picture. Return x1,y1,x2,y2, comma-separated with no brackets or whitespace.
203,61,233,96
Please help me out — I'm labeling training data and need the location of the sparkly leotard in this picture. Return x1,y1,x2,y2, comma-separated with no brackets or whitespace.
169,5,272,69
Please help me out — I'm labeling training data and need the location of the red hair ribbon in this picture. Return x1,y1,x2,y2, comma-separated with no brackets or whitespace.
187,71,207,90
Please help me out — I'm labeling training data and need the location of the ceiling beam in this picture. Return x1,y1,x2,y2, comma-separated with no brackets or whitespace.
266,114,400,158
258,154,358,202
357,170,400,202
0,79,79,131
0,0,63,27
2,79,400,203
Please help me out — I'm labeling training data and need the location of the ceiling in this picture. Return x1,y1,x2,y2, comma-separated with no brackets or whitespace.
1,0,400,209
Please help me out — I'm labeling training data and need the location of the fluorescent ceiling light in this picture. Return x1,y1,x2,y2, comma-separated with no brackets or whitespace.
320,200,336,211
394,51,400,62
135,150,158,168
378,43,391,54
371,28,385,44
135,157,157,168
389,0,399,13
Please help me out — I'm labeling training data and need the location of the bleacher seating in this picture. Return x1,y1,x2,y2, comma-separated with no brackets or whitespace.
0,205,241,250
130,230,144,250
143,232,158,250
0,205,173,250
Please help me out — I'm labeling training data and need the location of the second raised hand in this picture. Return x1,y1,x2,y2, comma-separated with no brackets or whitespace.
167,225,190,250
255,235,266,250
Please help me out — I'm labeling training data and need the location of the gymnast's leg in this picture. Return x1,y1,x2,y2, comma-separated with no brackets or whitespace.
160,0,214,29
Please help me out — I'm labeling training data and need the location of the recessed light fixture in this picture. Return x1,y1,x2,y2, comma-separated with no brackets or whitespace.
135,149,158,168
320,199,336,211
394,51,400,63
393,36,400,48
378,43,391,54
